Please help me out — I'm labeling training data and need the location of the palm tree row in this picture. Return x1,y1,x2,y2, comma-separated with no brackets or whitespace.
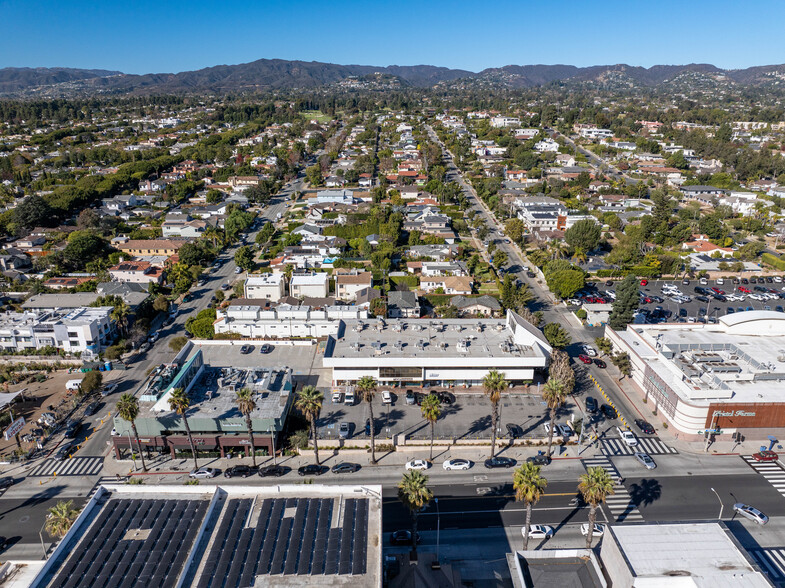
396,464,615,555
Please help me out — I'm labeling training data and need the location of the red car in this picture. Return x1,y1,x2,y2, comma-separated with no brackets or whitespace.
752,450,779,462
739,287,751,293
640,279,648,286
578,354,593,364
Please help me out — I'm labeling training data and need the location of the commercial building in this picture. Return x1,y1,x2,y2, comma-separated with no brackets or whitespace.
112,343,294,459
32,483,382,588
243,273,286,301
608,311,785,439
600,523,770,586
324,310,551,387
0,307,115,355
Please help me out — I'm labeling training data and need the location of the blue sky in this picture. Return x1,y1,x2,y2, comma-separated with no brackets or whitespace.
3,0,785,74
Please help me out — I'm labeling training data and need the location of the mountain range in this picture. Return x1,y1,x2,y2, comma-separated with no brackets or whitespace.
2,59,785,96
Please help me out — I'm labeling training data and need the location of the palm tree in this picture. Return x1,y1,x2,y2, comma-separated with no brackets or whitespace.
542,378,566,458
513,463,548,550
397,470,433,555
45,499,80,539
356,376,378,464
204,226,224,249
168,387,199,470
578,467,615,548
111,301,130,337
548,241,568,260
117,393,147,472
235,388,258,467
295,385,324,465
571,246,587,265
482,369,506,458
420,393,442,461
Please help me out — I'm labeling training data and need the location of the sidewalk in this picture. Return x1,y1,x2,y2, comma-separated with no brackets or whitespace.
101,437,603,480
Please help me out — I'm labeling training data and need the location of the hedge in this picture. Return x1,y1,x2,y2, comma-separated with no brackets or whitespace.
762,252,785,271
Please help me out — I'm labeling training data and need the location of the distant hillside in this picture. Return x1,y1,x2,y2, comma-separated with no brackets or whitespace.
0,67,121,93
3,59,785,96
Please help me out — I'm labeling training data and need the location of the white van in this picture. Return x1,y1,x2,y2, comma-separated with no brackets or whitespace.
344,391,355,405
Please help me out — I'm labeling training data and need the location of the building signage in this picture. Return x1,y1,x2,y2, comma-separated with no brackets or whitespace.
713,410,756,418
3,417,25,440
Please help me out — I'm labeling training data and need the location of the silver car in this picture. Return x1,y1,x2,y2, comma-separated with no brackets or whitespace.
733,503,769,525
339,422,350,439
634,451,656,469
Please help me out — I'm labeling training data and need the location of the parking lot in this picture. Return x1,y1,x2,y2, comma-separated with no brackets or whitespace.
578,277,785,323
314,389,631,444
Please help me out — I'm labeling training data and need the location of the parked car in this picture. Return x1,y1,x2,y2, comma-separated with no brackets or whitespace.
101,383,119,397
189,467,218,479
339,422,351,439
443,458,472,471
593,358,606,368
522,524,554,539
0,477,14,490
54,443,73,461
390,530,421,546
634,419,655,435
506,423,524,439
578,354,593,364
581,523,605,537
224,465,256,478
438,391,455,405
405,390,416,405
63,421,80,439
733,503,769,525
298,464,327,476
557,424,573,437
484,456,516,469
585,397,598,414
634,452,656,469
752,450,779,462
601,404,618,419
258,465,289,477
259,344,274,354
331,391,343,403
240,344,253,354
527,453,551,466
84,402,100,416
331,462,361,474
382,390,392,405
405,459,430,471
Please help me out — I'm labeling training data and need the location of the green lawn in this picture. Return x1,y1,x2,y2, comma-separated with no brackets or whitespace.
300,110,333,124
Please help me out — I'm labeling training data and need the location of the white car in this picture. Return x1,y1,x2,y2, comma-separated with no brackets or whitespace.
581,523,605,537
405,459,430,471
699,278,708,285
582,346,597,357
442,458,472,471
634,451,656,470
189,467,218,479
617,427,638,446
234,267,242,274
522,524,554,539
733,503,769,525
382,390,392,404
774,276,782,283
716,278,725,285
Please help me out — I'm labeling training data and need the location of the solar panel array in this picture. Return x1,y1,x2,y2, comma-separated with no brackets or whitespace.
49,498,209,588
197,496,369,587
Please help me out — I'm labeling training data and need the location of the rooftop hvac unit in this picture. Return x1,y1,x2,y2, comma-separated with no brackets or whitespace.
476,324,483,332
496,324,504,331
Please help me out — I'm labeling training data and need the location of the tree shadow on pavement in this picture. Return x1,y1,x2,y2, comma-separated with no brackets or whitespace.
317,409,345,428
629,478,662,508
459,415,492,439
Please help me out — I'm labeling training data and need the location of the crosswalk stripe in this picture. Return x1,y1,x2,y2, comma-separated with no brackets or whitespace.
752,552,781,579
600,436,677,457
28,456,104,477
581,456,644,523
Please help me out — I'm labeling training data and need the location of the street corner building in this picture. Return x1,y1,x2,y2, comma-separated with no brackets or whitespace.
607,311,785,441
30,483,382,587
323,310,552,387
111,343,293,460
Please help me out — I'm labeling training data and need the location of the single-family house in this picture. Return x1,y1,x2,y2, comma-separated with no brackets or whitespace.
108,260,165,285
334,271,373,302
290,273,330,299
419,276,473,295
244,274,286,301
387,291,420,318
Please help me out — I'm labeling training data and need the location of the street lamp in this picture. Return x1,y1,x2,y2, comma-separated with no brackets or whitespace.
710,487,723,520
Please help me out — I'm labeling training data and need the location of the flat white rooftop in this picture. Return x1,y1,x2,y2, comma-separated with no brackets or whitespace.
620,312,785,404
608,523,769,587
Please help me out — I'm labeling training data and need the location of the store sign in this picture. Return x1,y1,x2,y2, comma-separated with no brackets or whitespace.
4,417,25,440
713,410,756,418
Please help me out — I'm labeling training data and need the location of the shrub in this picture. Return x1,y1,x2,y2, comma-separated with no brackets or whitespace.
575,308,587,320
762,252,785,271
